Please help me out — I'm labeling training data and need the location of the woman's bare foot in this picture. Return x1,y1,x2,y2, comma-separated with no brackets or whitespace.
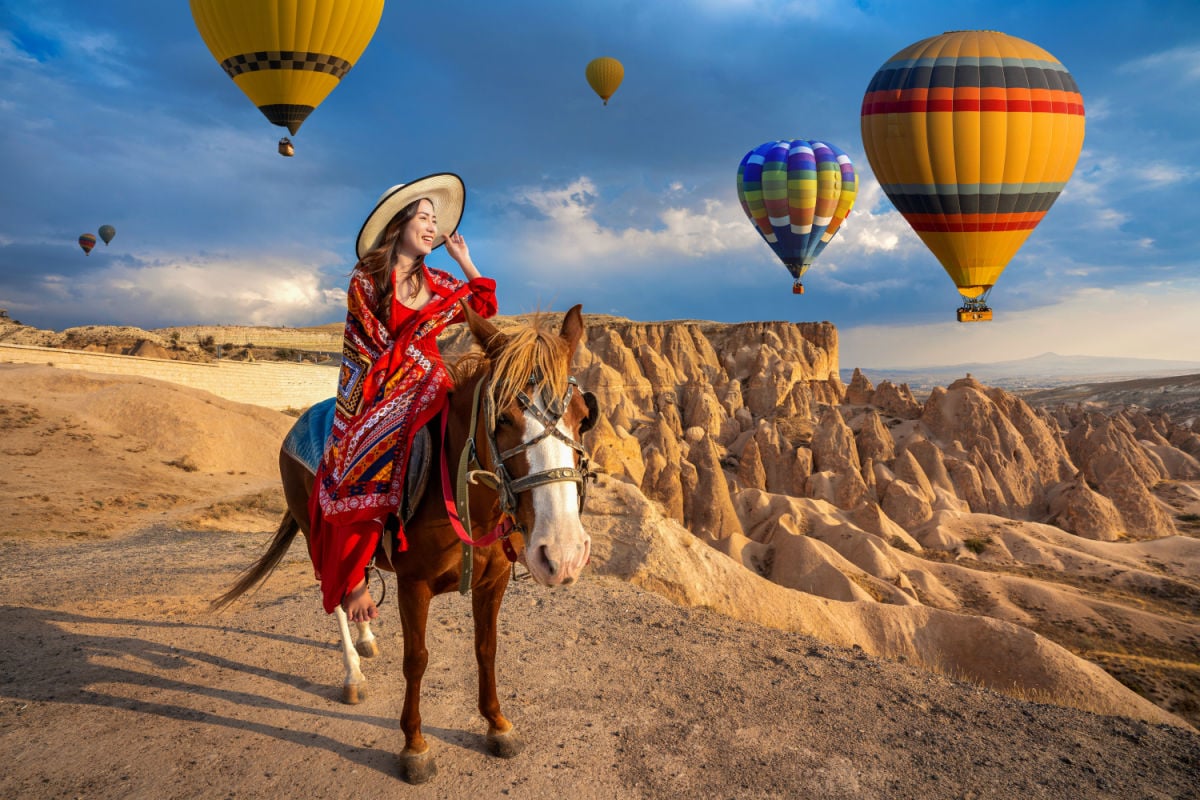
341,578,378,623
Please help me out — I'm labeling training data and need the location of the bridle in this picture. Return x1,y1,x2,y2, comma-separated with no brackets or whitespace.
443,372,596,593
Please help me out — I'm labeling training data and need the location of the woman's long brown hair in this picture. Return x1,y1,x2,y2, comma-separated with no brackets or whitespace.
356,197,428,325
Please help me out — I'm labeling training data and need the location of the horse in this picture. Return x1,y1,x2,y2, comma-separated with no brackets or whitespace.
212,303,598,784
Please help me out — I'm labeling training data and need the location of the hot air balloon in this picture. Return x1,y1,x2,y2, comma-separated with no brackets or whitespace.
585,57,624,105
736,139,858,294
98,225,115,245
190,0,385,151
78,233,96,255
861,30,1085,322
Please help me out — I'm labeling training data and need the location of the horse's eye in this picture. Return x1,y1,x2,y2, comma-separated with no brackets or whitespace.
497,413,513,427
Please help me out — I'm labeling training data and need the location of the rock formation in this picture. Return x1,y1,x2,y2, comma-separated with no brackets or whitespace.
10,310,1197,728
530,315,1200,727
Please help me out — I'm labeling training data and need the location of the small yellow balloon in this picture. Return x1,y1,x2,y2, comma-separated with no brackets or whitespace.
585,57,624,105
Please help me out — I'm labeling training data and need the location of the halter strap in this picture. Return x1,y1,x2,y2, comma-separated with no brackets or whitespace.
444,373,595,595
440,382,516,594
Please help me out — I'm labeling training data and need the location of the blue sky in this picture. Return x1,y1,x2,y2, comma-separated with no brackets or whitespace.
1,0,1198,369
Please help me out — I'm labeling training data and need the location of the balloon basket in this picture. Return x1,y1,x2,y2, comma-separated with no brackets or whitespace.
792,281,805,295
278,138,295,157
956,307,993,323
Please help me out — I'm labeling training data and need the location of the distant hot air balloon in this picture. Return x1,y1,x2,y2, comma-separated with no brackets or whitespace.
78,233,96,255
98,225,116,245
585,57,624,105
861,30,1085,322
189,0,385,150
736,139,858,294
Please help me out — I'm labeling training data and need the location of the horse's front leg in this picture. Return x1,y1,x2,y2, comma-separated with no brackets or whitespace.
334,607,368,704
473,569,523,759
396,581,437,784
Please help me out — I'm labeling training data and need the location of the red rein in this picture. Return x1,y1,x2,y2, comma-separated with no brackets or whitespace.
439,411,520,563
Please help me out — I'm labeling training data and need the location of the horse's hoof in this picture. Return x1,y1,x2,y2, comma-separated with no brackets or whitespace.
487,729,524,759
355,639,379,658
398,750,437,784
342,683,366,705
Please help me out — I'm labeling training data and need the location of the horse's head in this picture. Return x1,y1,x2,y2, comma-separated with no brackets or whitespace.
462,304,597,586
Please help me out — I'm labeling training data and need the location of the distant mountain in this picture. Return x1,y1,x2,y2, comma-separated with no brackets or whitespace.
843,352,1200,393
1022,372,1200,421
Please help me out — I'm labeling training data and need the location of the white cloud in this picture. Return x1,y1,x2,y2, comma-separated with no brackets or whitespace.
505,174,919,288
507,177,755,277
20,252,346,328
833,176,917,258
840,281,1200,368
1085,96,1112,121
1120,44,1200,81
0,29,39,66
69,31,131,87
1058,149,1195,230
1,10,133,88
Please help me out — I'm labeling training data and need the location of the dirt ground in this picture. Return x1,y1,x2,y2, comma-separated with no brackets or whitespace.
2,522,1199,800
1,364,1198,799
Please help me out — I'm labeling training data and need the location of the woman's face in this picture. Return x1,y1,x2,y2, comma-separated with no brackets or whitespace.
397,198,437,260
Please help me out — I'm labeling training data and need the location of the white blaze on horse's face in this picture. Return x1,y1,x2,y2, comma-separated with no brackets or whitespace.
518,393,591,586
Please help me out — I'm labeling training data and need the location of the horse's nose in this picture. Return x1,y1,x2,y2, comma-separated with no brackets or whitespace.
529,533,590,586
535,546,560,581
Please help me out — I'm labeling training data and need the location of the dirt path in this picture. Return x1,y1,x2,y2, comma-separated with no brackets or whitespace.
1,525,1199,800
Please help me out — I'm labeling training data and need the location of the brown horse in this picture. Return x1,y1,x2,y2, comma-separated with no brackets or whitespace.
213,304,597,784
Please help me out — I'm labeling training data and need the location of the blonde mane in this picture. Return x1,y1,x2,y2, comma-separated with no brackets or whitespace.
450,313,570,409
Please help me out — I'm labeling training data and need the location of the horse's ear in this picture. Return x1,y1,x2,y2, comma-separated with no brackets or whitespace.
579,391,600,434
463,301,507,358
560,304,584,357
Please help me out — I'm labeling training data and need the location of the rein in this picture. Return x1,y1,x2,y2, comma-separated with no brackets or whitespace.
441,373,595,594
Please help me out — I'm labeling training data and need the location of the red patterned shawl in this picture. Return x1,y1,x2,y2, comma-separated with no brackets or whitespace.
309,264,497,613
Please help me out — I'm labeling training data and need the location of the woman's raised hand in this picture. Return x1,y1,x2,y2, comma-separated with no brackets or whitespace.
444,231,480,280
444,231,469,262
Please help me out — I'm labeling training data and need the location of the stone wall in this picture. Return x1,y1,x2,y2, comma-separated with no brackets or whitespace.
0,343,338,411
155,324,343,353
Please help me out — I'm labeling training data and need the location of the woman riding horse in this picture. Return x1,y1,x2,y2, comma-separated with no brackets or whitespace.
312,173,497,624
215,270,597,783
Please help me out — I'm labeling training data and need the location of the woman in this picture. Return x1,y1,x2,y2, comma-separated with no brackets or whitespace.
310,173,498,622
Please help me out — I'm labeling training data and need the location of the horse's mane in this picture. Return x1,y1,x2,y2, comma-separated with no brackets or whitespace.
449,313,570,410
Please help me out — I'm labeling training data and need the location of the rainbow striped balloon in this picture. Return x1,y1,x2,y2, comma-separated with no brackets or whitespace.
861,30,1085,308
736,139,858,288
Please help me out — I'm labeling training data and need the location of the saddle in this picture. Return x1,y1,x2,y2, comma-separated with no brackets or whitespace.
283,398,434,556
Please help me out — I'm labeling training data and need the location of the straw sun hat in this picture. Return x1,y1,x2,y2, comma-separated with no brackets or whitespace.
355,172,465,260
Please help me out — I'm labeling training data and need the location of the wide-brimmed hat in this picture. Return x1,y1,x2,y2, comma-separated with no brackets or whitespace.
355,172,465,260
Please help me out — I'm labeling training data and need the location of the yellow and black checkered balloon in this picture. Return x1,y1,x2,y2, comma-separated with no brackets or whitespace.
190,0,385,135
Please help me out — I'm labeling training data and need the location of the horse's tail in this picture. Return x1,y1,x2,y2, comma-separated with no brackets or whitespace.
210,510,301,611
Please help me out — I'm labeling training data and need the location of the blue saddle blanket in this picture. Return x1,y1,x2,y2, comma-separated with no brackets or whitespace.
282,397,336,474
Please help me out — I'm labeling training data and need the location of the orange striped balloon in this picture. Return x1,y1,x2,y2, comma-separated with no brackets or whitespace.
861,30,1085,310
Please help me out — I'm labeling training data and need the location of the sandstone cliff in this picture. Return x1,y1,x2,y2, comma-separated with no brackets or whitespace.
10,310,1198,729
474,315,1200,728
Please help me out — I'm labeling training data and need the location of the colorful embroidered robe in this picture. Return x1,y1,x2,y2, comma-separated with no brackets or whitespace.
309,264,497,613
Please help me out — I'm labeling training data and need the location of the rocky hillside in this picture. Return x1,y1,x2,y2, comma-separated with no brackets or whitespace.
8,308,1199,728
1024,372,1200,425
450,317,1199,727
0,309,330,364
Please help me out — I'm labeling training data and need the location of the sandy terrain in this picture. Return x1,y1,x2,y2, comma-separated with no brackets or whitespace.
2,364,1199,799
